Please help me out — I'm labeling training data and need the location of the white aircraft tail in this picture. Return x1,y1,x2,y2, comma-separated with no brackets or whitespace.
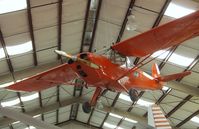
148,104,172,129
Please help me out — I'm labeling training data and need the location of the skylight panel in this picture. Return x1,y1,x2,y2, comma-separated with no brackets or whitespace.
33,114,41,118
0,48,5,59
168,53,194,67
137,99,154,107
151,50,194,67
162,86,169,91
119,93,131,102
124,118,138,123
165,3,195,18
103,122,123,129
151,50,169,59
109,113,123,119
119,93,153,107
191,116,199,124
6,41,33,56
0,0,27,14
1,98,20,107
12,121,20,125
0,81,14,88
21,93,39,102
25,126,36,129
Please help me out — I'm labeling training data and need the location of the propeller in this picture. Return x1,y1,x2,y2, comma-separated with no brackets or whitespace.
54,50,77,61
54,50,100,69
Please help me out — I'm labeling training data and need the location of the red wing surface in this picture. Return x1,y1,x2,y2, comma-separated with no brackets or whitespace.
6,64,77,92
112,10,199,57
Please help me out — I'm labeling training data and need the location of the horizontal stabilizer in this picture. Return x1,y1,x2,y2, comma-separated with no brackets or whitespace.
156,71,191,82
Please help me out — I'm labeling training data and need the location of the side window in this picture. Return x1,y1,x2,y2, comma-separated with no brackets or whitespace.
133,71,139,77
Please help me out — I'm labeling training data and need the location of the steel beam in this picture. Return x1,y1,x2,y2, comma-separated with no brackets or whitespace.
89,0,102,52
80,0,92,52
116,0,136,43
176,110,199,128
0,29,14,75
57,0,63,59
0,97,180,129
26,0,38,66
152,0,171,28
115,91,144,129
87,108,94,124
165,95,193,118
99,92,120,128
0,97,87,127
164,55,199,117
133,0,171,65
0,106,62,129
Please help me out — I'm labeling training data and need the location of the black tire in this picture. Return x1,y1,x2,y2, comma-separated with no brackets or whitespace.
129,89,139,102
82,102,91,113
68,59,74,64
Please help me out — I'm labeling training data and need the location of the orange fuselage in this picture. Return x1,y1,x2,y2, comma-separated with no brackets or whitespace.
69,53,163,92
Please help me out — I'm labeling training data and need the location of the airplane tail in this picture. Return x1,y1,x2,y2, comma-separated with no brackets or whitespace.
148,104,172,129
152,63,191,82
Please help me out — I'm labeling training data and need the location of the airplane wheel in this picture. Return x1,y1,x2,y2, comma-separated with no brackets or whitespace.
68,59,74,64
82,102,91,113
129,89,139,102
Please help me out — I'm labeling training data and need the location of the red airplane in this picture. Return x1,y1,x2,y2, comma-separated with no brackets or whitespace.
6,10,199,113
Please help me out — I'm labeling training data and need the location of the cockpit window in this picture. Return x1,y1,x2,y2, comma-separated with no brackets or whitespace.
90,62,100,69
133,71,139,77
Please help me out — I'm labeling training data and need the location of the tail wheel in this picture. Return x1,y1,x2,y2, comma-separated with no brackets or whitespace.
129,89,139,102
82,101,91,113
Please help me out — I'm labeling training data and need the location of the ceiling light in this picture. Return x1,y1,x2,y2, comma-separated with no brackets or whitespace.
165,3,195,18
191,116,199,124
0,0,27,14
6,41,33,56
21,93,39,102
1,98,20,107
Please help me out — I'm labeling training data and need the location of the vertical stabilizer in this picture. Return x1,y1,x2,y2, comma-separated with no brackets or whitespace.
148,104,172,129
152,63,160,78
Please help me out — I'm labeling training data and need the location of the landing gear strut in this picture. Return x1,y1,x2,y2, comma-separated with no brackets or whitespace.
129,89,139,102
82,87,102,113
82,101,91,113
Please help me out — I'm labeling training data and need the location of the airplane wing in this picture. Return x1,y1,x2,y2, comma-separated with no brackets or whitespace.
6,64,77,92
112,10,199,57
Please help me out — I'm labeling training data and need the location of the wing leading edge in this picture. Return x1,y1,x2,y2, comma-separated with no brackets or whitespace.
112,10,199,57
6,64,77,92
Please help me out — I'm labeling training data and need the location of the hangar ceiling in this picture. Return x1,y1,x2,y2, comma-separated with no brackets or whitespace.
0,0,199,129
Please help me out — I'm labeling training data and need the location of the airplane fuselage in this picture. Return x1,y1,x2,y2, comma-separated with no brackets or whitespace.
69,52,163,92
